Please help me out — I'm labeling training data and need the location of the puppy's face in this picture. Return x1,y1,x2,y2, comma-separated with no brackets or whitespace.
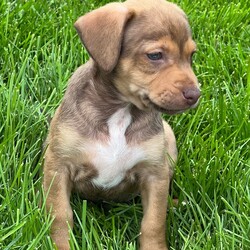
75,0,200,115
114,1,200,114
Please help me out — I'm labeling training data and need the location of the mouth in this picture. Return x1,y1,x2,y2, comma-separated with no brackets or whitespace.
151,102,186,115
141,95,198,115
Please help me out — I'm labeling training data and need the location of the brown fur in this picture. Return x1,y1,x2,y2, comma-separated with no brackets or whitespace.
43,0,200,249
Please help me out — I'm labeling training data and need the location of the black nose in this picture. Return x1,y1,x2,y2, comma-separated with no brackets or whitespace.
183,88,201,105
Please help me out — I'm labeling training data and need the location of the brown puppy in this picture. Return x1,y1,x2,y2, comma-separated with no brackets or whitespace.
43,0,200,249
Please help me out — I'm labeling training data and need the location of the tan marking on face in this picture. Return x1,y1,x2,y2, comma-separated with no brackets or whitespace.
114,35,200,114
142,37,180,56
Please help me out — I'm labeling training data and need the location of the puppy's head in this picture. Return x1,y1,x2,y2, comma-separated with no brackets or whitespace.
74,0,200,114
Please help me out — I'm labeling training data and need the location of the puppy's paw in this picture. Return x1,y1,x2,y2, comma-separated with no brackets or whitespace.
140,239,168,250
140,245,168,250
51,231,70,250
53,241,70,250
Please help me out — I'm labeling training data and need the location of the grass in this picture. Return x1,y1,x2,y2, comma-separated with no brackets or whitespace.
0,0,249,249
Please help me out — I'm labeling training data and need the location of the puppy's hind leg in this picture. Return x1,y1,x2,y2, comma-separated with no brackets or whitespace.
43,153,73,250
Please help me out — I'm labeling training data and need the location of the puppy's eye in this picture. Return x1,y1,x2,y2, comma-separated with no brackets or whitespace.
147,52,163,61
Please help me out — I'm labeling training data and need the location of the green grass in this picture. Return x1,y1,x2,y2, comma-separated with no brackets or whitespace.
0,0,249,249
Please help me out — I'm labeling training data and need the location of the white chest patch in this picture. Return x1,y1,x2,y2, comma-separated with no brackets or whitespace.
89,107,146,189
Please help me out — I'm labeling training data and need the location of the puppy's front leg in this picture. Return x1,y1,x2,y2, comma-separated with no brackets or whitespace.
44,157,73,250
140,170,170,250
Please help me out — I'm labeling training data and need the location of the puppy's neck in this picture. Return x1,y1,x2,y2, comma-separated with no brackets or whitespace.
60,62,129,135
59,61,162,141
92,64,127,113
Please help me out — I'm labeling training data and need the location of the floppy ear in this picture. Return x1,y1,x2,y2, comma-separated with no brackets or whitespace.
74,3,133,72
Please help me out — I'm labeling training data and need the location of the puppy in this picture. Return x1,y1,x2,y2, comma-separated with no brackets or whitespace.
43,0,200,249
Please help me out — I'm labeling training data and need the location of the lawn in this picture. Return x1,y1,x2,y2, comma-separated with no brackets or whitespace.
0,0,249,249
